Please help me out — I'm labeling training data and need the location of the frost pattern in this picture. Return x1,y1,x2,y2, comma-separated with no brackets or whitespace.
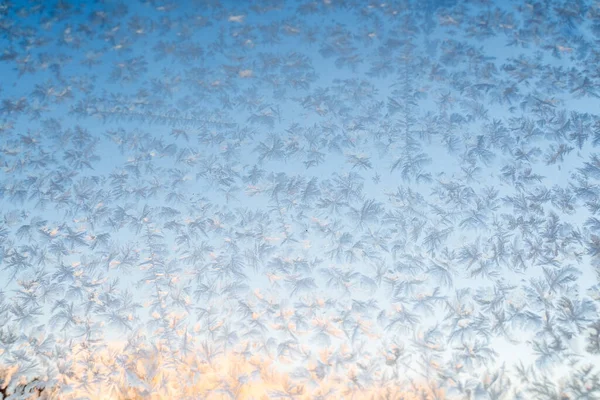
1,0,600,399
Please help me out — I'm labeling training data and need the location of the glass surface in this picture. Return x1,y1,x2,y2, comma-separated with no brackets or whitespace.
1,0,600,398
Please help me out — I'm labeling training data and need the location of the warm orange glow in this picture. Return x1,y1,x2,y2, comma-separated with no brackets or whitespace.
1,341,446,400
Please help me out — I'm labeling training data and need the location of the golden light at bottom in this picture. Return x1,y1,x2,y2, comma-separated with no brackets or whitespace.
1,341,445,400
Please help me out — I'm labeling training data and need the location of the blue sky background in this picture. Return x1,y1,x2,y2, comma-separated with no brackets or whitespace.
2,0,600,398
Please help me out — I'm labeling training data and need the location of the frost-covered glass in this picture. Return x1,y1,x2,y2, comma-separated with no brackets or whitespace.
1,0,600,399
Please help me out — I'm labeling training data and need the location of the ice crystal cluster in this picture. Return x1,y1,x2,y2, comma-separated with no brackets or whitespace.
1,0,600,399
